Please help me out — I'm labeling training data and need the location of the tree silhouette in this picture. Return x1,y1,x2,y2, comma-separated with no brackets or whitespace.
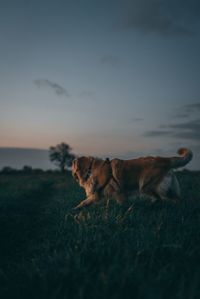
49,142,75,173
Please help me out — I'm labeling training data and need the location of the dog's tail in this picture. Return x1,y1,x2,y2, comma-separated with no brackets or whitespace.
170,148,193,169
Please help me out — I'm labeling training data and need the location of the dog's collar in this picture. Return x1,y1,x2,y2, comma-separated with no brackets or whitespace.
97,158,121,194
84,158,95,181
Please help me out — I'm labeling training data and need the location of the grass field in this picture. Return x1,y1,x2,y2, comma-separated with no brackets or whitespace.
0,170,200,299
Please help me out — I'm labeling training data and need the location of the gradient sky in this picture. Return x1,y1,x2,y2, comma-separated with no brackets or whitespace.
0,0,200,168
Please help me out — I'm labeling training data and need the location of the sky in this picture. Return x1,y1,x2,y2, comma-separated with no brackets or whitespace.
0,0,200,169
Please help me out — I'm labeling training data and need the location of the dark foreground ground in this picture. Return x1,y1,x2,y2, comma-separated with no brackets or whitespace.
0,170,200,299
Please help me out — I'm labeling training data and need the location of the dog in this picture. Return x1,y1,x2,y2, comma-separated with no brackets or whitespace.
71,148,193,209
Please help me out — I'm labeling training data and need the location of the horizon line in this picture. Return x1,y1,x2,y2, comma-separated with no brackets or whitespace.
0,146,49,151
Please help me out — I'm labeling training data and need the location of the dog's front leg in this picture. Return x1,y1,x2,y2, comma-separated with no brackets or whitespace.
74,193,99,210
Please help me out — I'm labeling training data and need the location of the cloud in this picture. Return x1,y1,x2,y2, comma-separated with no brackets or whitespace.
34,79,70,98
34,80,97,101
170,119,200,140
171,113,189,119
171,101,200,119
144,130,173,137
100,55,120,67
183,102,200,112
144,101,200,141
119,0,200,36
144,119,200,141
174,131,200,140
169,119,200,130
131,117,144,122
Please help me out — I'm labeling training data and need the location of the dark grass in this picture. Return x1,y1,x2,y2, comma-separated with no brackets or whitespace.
0,171,200,299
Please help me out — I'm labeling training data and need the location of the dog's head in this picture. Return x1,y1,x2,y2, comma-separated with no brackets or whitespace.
71,156,94,187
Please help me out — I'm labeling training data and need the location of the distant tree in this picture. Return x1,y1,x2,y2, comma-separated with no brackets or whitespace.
1,166,17,174
49,142,76,173
32,168,44,174
22,165,33,174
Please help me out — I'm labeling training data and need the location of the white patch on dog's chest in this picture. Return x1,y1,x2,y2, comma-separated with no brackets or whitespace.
158,172,172,193
157,172,174,195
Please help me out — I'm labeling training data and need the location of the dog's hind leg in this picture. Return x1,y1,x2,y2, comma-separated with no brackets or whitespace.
139,177,162,203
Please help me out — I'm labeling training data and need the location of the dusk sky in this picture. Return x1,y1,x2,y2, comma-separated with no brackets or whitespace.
0,0,200,169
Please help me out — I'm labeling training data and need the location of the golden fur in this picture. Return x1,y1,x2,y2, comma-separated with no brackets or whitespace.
71,148,193,209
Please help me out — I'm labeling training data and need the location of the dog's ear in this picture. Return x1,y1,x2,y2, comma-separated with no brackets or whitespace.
71,158,78,175
76,157,91,172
